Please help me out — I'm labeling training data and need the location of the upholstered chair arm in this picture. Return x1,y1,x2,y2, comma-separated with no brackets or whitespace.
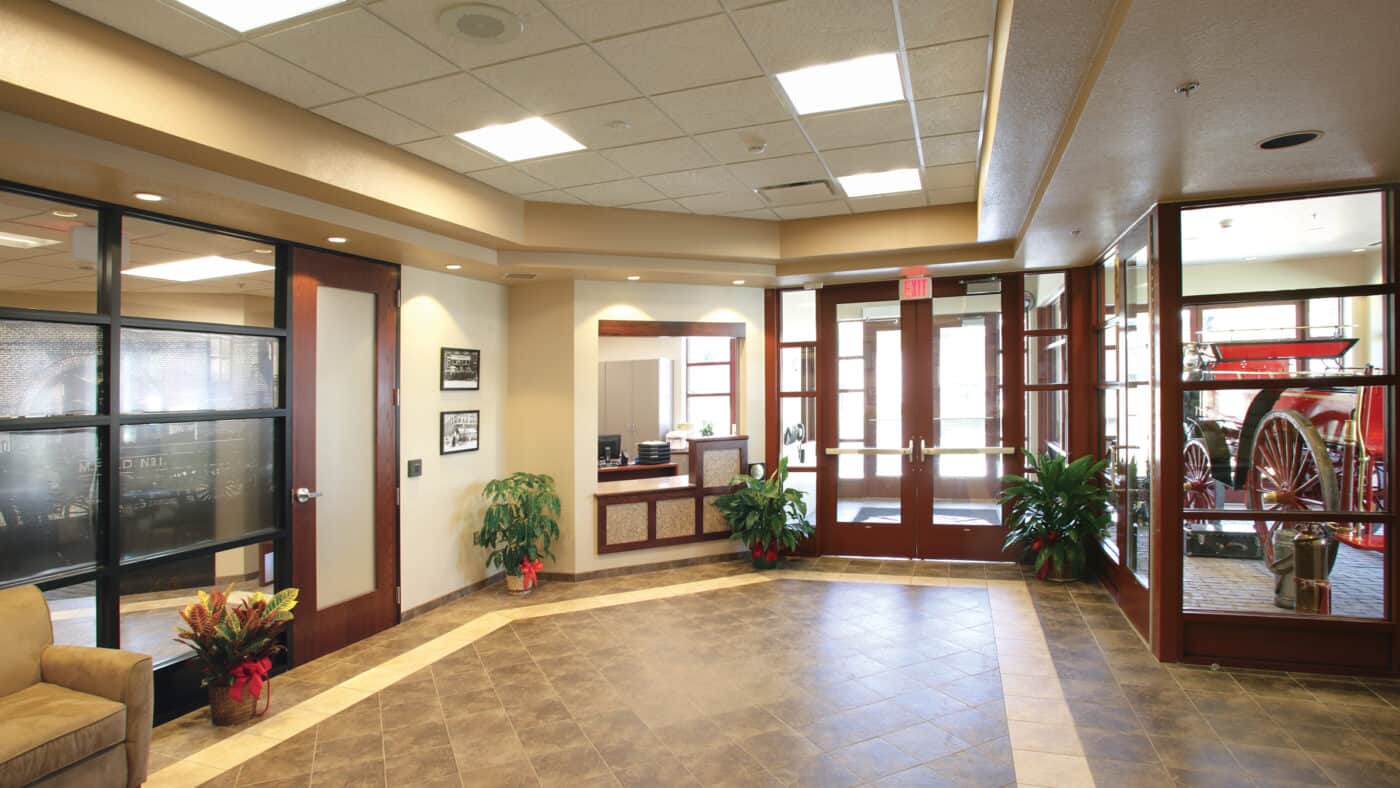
41,645,154,788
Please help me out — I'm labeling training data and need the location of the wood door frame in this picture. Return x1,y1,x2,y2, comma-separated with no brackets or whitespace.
289,247,400,664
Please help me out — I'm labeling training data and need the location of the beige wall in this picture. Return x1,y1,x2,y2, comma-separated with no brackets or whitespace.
505,280,578,575
398,267,508,610
572,281,764,573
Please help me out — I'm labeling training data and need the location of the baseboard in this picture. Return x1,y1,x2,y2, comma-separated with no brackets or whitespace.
400,570,504,622
540,550,744,583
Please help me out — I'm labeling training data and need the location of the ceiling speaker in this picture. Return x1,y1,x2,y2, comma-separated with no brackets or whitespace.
439,4,524,45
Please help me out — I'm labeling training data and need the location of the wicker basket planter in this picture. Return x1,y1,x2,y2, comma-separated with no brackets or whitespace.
208,685,257,726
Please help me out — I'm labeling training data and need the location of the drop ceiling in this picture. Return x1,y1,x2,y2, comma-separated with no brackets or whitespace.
51,0,993,220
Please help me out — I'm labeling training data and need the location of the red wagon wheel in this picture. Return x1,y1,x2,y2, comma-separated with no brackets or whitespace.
1247,409,1340,565
1183,439,1218,519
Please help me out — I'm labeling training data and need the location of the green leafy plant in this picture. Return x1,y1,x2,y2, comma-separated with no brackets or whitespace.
1000,451,1110,581
175,586,298,695
714,457,814,568
474,472,561,577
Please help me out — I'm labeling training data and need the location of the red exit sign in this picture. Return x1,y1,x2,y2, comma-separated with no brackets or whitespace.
900,276,932,300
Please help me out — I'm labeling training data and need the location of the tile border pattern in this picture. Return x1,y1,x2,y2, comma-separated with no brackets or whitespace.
146,569,1089,787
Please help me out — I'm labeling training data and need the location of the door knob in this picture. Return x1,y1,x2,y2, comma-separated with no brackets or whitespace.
294,487,323,504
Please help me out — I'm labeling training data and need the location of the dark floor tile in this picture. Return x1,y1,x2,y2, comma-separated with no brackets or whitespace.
879,722,970,762
385,745,458,788
528,744,612,787
1087,757,1175,788
1078,729,1159,764
1226,743,1332,785
1149,735,1240,774
455,759,540,788
312,759,387,788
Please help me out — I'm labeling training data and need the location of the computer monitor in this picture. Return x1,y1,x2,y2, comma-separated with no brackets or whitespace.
598,434,622,464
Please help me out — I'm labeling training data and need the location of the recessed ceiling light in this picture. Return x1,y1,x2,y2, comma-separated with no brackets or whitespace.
732,280,746,285
0,231,61,249
626,275,641,281
51,210,79,219
252,247,274,255
327,236,348,244
123,256,274,282
838,168,921,198
456,117,585,162
133,192,164,202
446,264,463,270
1245,256,1258,261
1258,130,1322,150
1352,248,1367,253
776,52,905,115
170,0,348,33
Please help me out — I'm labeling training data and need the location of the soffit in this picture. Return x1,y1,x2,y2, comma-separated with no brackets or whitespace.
53,0,994,220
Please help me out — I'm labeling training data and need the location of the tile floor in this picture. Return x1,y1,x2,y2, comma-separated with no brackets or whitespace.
145,558,1400,787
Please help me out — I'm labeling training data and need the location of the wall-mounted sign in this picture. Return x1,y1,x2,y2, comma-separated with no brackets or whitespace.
900,276,932,300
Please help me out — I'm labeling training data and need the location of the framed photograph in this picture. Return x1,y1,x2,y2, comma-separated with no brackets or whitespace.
441,347,480,390
441,410,480,454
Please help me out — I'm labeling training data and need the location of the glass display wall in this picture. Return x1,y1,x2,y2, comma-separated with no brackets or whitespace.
0,183,287,672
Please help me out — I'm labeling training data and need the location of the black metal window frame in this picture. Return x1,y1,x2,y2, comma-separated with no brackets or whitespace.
0,178,292,668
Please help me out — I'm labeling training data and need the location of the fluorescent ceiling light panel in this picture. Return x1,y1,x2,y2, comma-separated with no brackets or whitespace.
456,117,586,162
776,52,905,115
123,256,274,282
170,0,349,32
838,168,922,198
0,231,61,249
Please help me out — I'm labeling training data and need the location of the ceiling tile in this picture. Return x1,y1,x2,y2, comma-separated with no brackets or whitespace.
602,138,717,177
53,0,236,56
194,43,352,107
371,73,526,135
366,0,580,69
695,121,813,163
651,78,791,135
314,98,435,144
595,15,761,94
678,191,766,214
400,137,499,172
921,132,979,166
801,104,914,151
642,166,746,198
524,189,587,205
728,208,781,220
728,153,828,188
622,199,692,214
542,0,722,41
475,46,638,114
923,162,977,189
255,8,456,94
547,99,685,149
472,166,553,194
914,92,984,137
907,38,990,99
823,141,919,176
900,0,995,49
731,0,896,73
517,151,632,188
566,179,665,206
849,192,927,213
774,200,850,219
926,185,977,205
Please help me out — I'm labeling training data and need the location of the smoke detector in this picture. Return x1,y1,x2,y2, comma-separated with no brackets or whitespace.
439,3,524,45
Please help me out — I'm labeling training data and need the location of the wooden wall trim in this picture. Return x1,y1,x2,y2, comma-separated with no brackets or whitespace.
599,319,746,337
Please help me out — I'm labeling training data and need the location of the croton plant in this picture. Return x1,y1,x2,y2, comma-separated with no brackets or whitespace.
175,586,298,699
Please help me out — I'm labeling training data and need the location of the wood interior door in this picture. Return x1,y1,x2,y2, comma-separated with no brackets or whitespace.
289,247,399,664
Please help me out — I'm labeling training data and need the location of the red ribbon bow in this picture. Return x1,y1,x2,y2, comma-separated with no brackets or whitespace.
229,656,272,703
520,558,544,590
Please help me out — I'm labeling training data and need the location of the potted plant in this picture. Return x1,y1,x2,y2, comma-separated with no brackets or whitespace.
474,472,561,594
175,586,298,725
1001,451,1111,581
714,457,815,569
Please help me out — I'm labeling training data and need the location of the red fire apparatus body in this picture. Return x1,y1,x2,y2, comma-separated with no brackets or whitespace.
1182,336,1386,564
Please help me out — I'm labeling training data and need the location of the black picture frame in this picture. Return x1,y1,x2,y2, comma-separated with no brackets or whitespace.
441,347,480,390
441,409,480,454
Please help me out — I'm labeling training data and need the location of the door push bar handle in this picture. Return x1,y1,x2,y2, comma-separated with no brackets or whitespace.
924,446,1017,456
825,441,913,457
294,487,324,504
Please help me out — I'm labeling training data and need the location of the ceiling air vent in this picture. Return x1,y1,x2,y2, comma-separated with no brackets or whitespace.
504,272,537,280
757,180,835,207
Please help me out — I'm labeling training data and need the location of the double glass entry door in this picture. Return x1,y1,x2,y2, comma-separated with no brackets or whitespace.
819,280,1014,560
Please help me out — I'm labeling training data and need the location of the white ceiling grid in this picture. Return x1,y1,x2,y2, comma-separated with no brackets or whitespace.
53,0,994,220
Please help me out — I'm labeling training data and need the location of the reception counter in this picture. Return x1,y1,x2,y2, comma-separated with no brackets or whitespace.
595,435,747,553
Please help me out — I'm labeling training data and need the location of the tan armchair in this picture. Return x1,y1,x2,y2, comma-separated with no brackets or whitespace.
0,585,152,788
